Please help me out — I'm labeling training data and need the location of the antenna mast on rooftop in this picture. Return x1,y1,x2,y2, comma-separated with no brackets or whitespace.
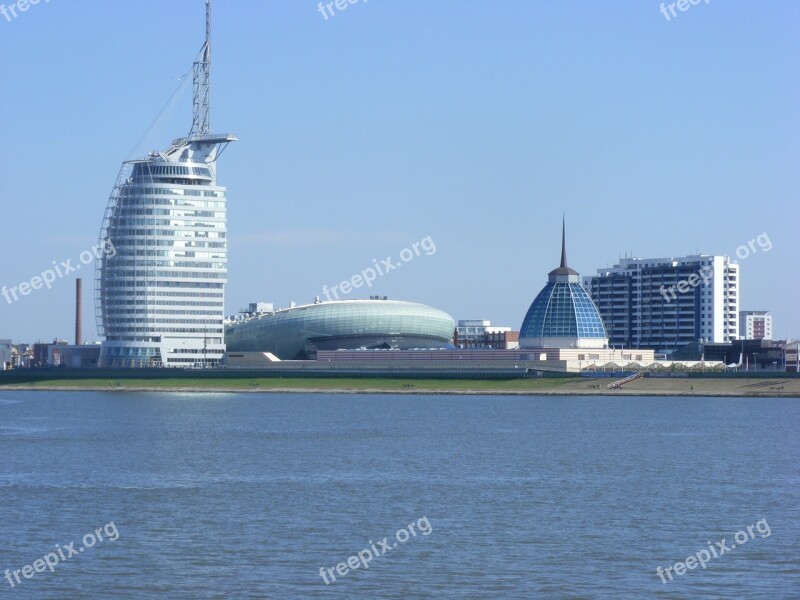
190,0,212,136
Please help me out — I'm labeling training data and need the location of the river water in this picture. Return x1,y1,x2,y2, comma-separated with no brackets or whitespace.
0,392,797,598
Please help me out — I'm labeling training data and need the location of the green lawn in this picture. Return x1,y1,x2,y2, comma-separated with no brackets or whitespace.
1,376,576,392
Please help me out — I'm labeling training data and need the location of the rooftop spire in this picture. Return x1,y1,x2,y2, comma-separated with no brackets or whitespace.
190,0,212,137
548,215,578,279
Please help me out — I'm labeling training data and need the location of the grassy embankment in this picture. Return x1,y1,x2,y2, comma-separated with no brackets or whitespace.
0,377,572,393
2,376,798,396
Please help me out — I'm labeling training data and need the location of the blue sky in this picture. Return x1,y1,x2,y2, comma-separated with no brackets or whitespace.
1,0,798,343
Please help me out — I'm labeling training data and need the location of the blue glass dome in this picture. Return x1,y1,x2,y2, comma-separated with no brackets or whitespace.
520,281,607,340
519,219,608,348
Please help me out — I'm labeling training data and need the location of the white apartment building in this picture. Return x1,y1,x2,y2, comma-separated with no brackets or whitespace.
739,311,773,340
583,255,739,352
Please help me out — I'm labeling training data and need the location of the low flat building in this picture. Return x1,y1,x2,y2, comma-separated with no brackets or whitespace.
786,341,799,373
454,320,519,349
694,339,786,371
315,348,695,373
32,341,69,368
54,345,102,368
224,352,281,367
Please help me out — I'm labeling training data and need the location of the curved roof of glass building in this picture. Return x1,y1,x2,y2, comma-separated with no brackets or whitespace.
225,299,455,360
520,220,608,349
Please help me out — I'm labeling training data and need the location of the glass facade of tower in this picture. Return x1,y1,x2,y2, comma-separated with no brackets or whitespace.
520,282,607,340
97,151,230,367
95,0,236,368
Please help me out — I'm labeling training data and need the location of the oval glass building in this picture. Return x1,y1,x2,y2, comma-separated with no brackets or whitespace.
520,221,608,349
225,300,456,360
96,1,237,367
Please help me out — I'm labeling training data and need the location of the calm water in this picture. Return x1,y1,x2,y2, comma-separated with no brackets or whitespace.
0,392,798,598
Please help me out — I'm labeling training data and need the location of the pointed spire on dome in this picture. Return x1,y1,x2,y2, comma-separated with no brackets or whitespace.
549,216,578,278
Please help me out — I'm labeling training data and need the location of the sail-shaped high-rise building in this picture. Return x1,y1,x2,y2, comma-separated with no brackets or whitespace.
97,0,237,367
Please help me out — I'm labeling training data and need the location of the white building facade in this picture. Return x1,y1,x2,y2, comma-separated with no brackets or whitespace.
739,311,772,340
96,137,236,367
96,0,237,367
